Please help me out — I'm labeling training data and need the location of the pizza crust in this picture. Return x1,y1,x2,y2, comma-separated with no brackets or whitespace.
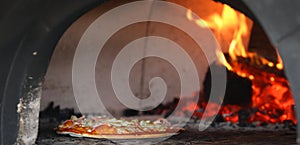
57,131,179,139
56,116,182,139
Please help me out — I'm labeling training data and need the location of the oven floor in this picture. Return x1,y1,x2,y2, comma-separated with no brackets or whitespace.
36,122,296,145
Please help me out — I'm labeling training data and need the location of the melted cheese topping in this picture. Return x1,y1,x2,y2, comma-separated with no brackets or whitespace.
58,116,174,135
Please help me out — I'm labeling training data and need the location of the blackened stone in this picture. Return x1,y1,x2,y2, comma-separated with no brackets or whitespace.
123,109,139,117
214,114,225,123
238,109,252,127
143,104,165,115
283,120,297,130
260,122,268,127
39,102,81,121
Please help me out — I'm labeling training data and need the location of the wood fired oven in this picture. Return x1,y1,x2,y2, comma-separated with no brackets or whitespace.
0,0,300,144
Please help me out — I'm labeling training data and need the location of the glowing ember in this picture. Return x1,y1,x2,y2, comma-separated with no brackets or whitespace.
185,3,296,124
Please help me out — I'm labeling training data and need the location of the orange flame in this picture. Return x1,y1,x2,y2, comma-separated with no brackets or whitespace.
224,5,249,60
185,3,295,124
275,49,284,70
186,5,252,69
216,49,233,71
205,5,251,63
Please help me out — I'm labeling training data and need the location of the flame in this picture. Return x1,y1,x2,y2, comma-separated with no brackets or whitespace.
205,5,250,63
185,3,295,124
186,5,252,68
225,6,249,60
275,49,284,70
186,5,284,71
216,49,232,70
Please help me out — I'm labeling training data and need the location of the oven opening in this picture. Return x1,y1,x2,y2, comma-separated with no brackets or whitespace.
16,0,297,144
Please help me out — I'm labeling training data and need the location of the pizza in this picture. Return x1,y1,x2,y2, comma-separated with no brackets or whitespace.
56,115,182,139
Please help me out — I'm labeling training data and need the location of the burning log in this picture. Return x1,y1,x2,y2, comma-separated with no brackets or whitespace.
203,62,252,106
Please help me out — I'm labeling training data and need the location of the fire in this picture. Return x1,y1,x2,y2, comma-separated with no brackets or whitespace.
185,3,296,124
215,49,232,71
275,49,284,70
187,5,251,62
